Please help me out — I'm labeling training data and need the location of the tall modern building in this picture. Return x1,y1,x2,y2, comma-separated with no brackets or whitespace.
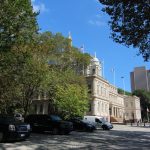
130,66,150,92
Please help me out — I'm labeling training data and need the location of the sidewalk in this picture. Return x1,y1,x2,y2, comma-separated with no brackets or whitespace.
126,122,150,127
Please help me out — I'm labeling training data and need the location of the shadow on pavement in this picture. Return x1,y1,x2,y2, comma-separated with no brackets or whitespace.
0,128,150,150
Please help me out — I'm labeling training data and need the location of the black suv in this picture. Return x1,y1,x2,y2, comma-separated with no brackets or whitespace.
68,118,96,132
25,114,73,135
0,115,31,142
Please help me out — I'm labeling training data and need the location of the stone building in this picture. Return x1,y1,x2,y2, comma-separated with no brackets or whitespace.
124,95,141,122
32,55,142,123
31,53,142,123
85,55,125,122
31,32,141,123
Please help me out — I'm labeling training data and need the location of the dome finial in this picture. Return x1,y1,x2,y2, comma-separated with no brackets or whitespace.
80,44,85,53
94,52,97,58
68,31,72,39
68,31,72,47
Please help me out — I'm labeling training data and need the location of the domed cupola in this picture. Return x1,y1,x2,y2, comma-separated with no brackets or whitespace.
91,53,100,66
90,52,102,77
85,52,103,77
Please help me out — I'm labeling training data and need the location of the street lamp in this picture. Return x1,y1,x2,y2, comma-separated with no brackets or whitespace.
147,107,149,123
121,76,125,95
111,68,115,86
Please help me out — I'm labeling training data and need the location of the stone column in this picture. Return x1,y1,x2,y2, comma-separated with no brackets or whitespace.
92,100,97,115
115,107,117,117
112,106,114,116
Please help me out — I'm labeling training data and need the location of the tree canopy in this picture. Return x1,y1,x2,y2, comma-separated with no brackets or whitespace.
0,0,38,51
118,88,131,96
0,0,39,114
36,32,91,119
132,89,150,121
99,0,150,61
0,1,91,118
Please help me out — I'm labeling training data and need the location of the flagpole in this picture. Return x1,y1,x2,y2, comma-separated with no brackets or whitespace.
102,60,104,78
113,69,115,86
111,68,115,86
121,76,125,95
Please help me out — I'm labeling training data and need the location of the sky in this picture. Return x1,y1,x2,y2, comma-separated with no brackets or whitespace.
31,0,150,92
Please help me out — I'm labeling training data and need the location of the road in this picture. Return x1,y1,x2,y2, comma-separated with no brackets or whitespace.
0,124,150,150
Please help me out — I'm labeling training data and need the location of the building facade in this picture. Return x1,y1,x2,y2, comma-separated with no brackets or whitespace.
31,52,142,123
85,55,125,122
84,55,141,123
130,66,150,92
124,96,141,122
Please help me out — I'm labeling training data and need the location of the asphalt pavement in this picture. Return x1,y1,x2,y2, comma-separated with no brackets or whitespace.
0,124,150,150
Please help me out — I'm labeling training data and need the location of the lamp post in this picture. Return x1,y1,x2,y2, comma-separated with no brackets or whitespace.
111,68,115,86
147,107,149,123
124,113,126,124
121,76,125,95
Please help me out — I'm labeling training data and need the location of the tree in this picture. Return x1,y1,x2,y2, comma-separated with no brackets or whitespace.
0,0,38,51
46,69,89,119
0,0,40,115
99,0,150,61
56,84,88,119
132,89,150,121
36,32,91,119
118,88,131,96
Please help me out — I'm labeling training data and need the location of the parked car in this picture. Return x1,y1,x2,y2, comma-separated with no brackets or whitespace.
0,115,31,142
24,114,73,135
83,115,113,130
68,118,96,132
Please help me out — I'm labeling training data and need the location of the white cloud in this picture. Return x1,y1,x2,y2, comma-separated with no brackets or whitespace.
33,3,47,13
88,20,106,27
88,13,107,27
31,0,48,13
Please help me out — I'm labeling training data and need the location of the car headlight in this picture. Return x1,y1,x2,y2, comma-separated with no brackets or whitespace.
27,124,31,130
9,124,16,131
87,124,92,127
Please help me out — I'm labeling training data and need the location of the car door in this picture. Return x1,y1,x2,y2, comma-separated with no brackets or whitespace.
32,115,43,132
0,118,6,133
74,119,83,130
42,115,53,131
95,118,103,128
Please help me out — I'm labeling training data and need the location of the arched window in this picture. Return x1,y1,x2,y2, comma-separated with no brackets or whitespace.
92,69,95,75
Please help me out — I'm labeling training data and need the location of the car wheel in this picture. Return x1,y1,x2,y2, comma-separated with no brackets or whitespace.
52,128,59,135
86,127,93,132
0,132,4,142
102,125,107,130
60,130,66,135
90,128,94,132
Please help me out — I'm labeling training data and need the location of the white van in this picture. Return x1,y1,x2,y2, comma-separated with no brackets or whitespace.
83,115,113,130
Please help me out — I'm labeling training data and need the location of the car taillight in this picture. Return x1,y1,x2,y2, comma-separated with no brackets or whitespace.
9,124,16,131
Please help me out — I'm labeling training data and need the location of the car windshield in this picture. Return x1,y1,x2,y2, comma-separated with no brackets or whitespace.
15,114,22,117
50,115,62,121
99,118,106,123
